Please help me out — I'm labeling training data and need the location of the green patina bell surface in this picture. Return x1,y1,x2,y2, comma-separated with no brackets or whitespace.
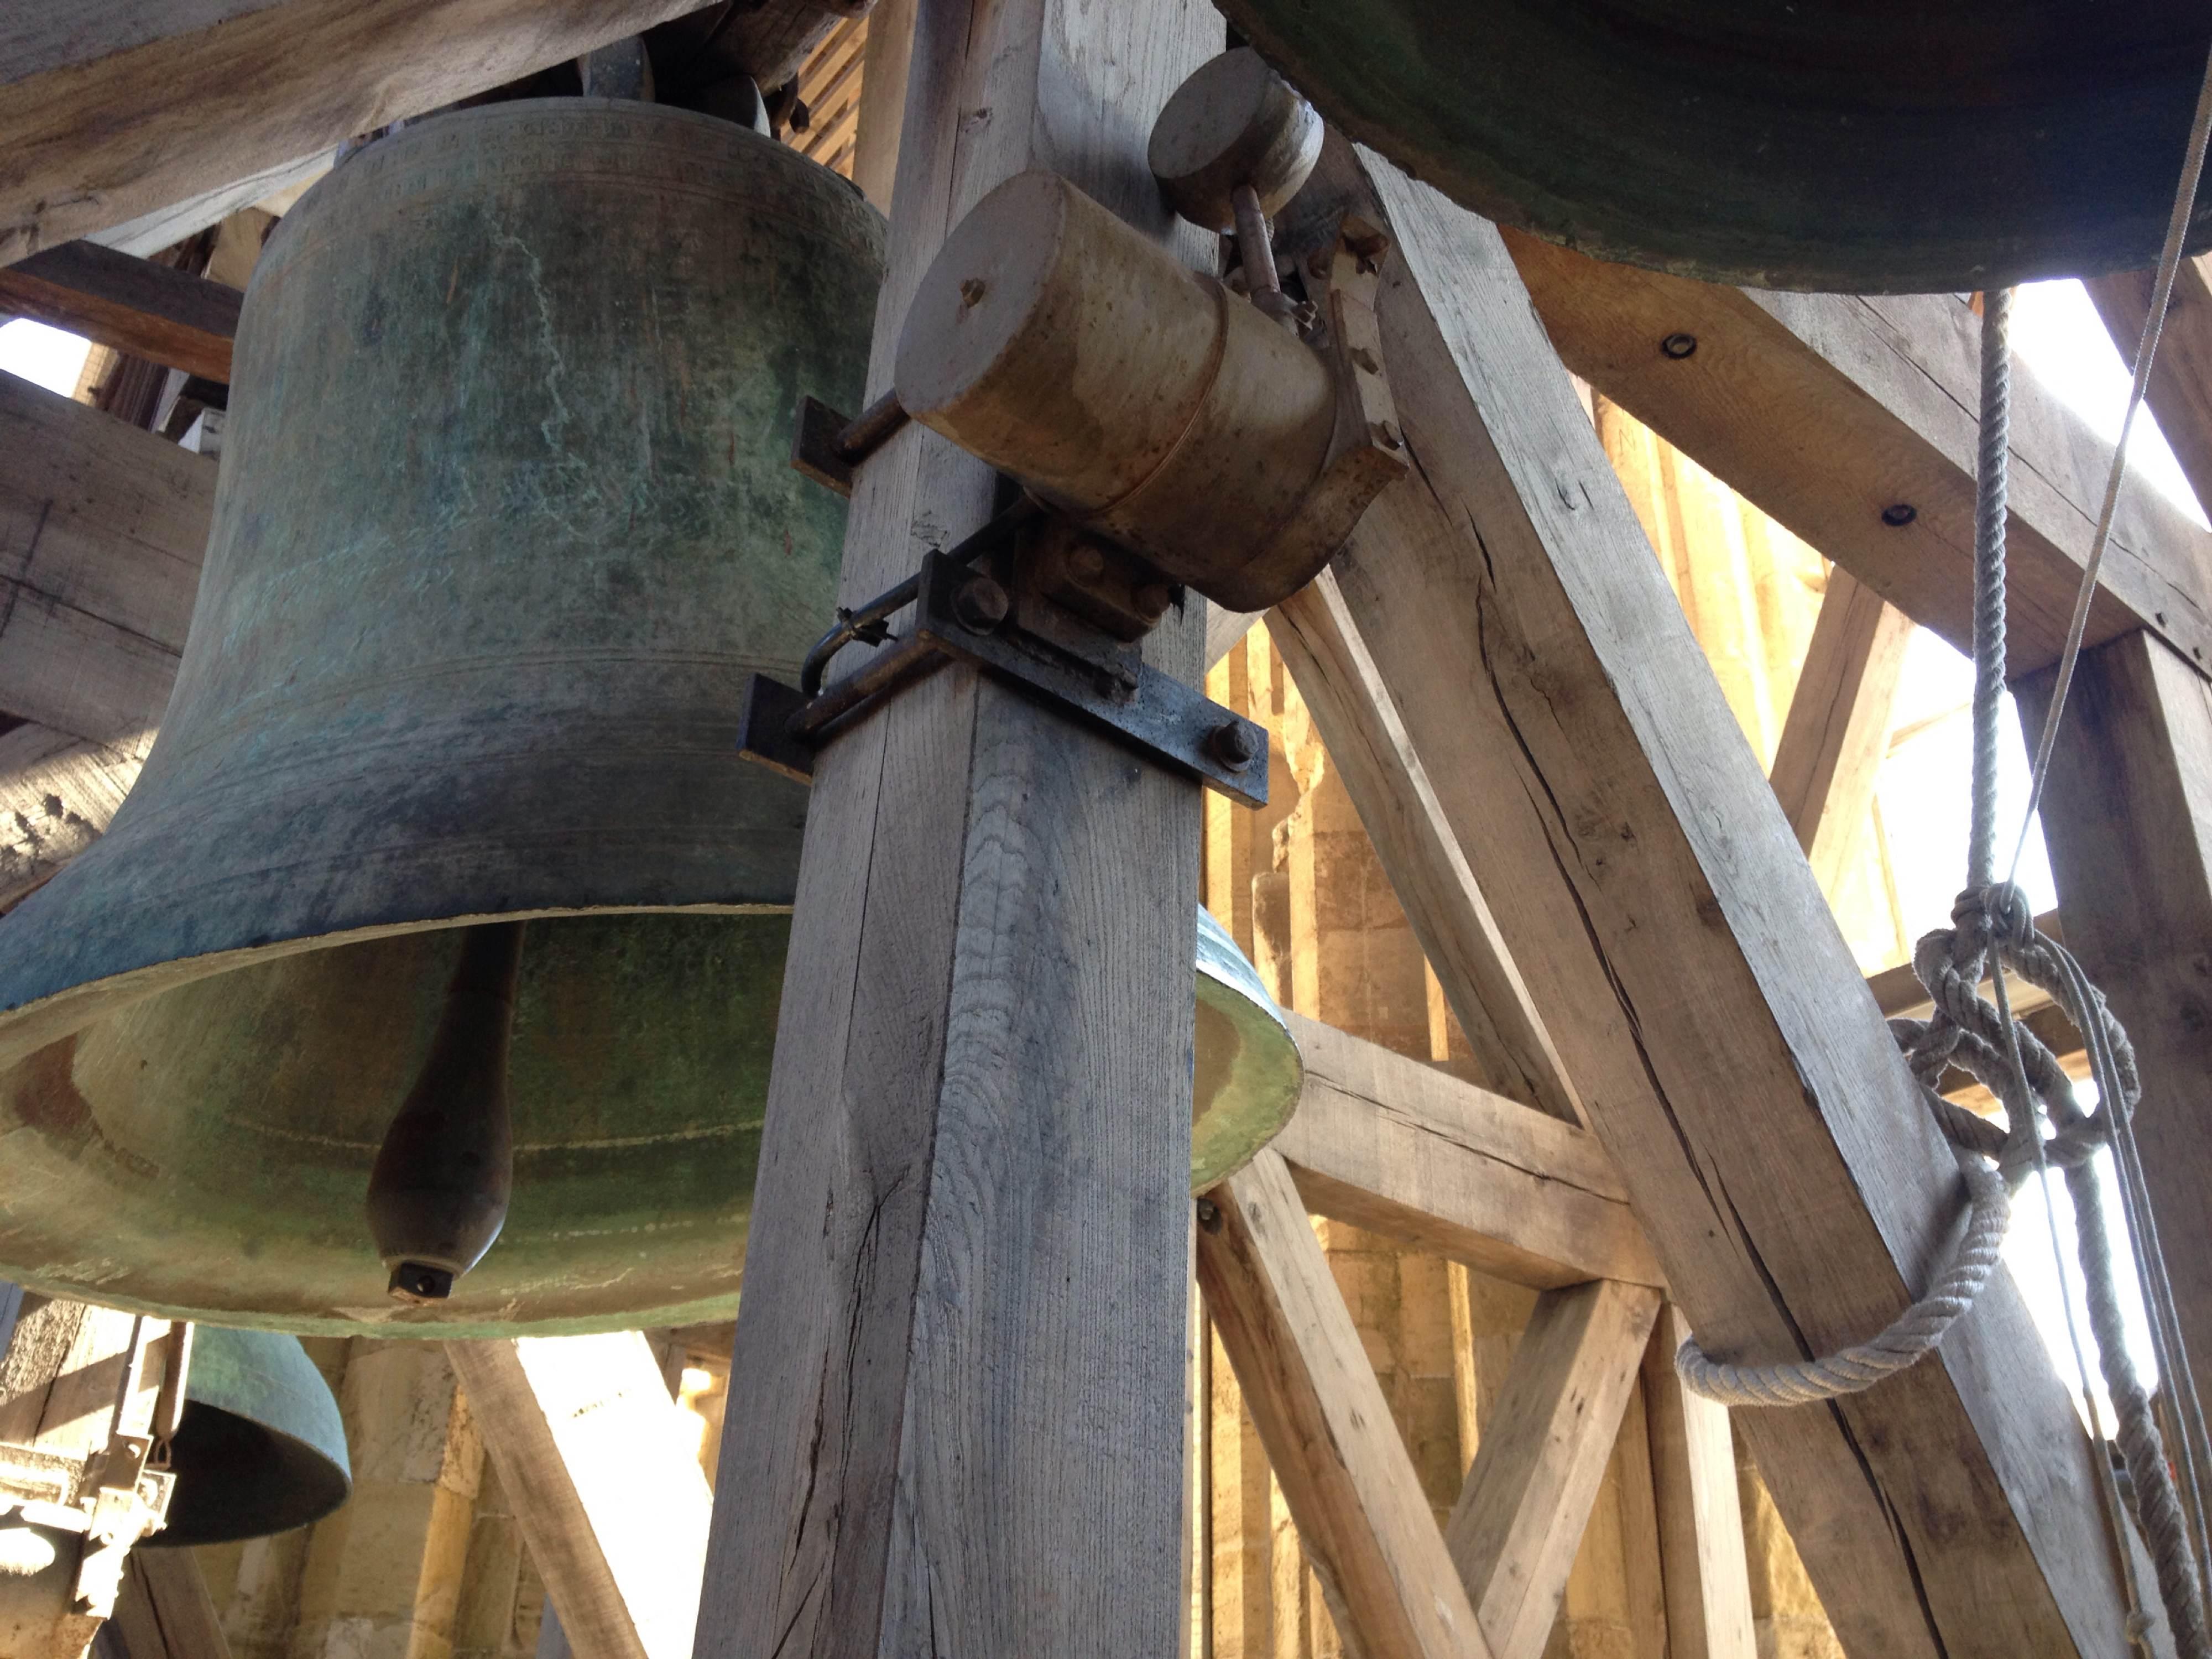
0,101,1302,1337
1222,1,2212,292
149,1327,352,1547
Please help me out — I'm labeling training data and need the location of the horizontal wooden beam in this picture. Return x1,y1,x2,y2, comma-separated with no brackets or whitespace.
1197,1148,1491,1659
0,369,210,745
0,242,241,380
1269,1010,1660,1290
1507,231,2212,680
2,0,707,262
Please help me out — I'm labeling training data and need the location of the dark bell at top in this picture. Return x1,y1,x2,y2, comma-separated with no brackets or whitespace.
0,98,1303,1338
1218,0,2212,292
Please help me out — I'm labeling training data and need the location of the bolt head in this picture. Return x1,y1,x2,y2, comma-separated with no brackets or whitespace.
1661,332,1698,359
953,574,1010,632
1880,502,1918,528
1207,719,1259,771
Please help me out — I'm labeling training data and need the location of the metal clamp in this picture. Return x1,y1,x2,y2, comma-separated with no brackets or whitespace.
737,513,1267,807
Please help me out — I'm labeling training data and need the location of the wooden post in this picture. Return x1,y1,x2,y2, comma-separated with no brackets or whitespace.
445,1336,711,1659
690,0,1216,1652
2019,630,2212,1407
1639,1309,1756,1659
1293,139,2149,1658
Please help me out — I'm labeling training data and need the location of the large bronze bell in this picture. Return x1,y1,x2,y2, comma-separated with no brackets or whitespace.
0,101,1302,1336
1220,2,2212,291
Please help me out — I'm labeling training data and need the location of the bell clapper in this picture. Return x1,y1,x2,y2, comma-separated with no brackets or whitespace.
365,920,526,1303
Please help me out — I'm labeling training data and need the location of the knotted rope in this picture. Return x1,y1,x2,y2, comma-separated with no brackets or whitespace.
1676,269,2212,1655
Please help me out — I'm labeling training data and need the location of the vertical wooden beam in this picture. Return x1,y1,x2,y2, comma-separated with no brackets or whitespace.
1298,139,2145,1658
1197,1150,1490,1659
2083,257,2212,519
691,2,1215,1654
1766,569,1913,893
1443,1280,1661,1659
1639,1308,1756,1659
105,1552,236,1659
446,1337,711,1659
2019,630,2212,1411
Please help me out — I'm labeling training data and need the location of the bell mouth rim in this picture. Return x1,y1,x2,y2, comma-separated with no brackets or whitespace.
0,902,796,1074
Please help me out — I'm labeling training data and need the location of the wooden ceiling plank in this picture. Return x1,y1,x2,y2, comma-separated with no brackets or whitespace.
1197,1147,1492,1659
1,0,708,263
1318,139,2156,1658
1444,1278,1661,1659
1506,232,2212,682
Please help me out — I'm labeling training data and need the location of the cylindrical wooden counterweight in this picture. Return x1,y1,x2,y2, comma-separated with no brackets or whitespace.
894,170,1340,611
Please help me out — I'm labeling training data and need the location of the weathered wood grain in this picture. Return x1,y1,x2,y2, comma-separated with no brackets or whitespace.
1640,1306,1756,1659
1444,1279,1661,1659
1,0,709,262
107,1551,235,1659
1506,232,2212,681
2020,631,2212,1447
1197,1149,1490,1659
1270,571,1580,1122
2083,256,2212,520
446,1336,712,1659
1767,568,1911,894
1270,1010,1658,1290
0,370,209,745
0,243,240,381
1328,142,2153,1658
689,0,1218,1652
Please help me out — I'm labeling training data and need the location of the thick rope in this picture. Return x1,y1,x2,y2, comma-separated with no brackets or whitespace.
1969,288,2011,893
1672,279,2212,1653
1677,294,2025,1412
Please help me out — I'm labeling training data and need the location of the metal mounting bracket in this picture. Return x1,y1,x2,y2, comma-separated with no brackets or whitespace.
737,524,1267,807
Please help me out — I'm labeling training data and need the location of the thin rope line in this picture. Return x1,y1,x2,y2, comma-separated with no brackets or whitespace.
2011,31,2212,881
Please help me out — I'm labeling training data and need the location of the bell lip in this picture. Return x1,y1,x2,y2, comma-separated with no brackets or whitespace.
0,909,1292,1336
0,901,794,1075
1191,906,1304,1190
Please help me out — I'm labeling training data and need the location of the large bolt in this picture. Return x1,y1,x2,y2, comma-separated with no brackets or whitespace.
1206,719,1259,772
954,574,1010,633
